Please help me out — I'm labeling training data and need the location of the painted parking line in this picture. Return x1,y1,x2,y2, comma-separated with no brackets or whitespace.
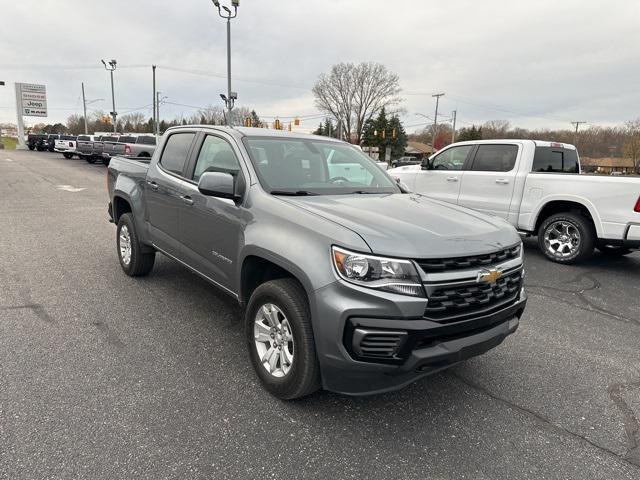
56,184,86,192
5,158,12,162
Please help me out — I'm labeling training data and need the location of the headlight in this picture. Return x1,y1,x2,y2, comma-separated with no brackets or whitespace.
332,246,425,297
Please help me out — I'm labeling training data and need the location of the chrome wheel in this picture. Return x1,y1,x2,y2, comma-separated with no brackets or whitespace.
254,303,294,378
544,220,580,259
119,225,132,265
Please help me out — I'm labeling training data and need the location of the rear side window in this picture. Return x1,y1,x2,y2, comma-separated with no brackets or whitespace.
119,136,137,143
471,144,518,172
138,136,156,145
532,147,579,173
77,135,89,141
159,133,195,176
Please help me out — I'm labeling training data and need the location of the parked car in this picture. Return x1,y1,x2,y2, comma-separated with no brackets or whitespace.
107,126,526,399
111,135,157,159
390,156,420,168
54,135,78,158
27,133,47,151
46,134,61,152
389,140,640,263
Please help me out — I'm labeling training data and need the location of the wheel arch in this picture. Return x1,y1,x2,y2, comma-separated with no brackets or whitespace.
239,249,314,308
533,198,601,237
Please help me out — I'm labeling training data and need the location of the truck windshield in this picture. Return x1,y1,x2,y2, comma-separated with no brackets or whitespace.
243,137,400,195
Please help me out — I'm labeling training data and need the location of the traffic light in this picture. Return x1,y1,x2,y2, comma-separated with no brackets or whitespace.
288,122,292,131
274,118,281,130
294,117,300,126
381,129,386,139
244,117,252,127
392,128,397,139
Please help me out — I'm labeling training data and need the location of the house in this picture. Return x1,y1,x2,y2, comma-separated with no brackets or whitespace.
580,157,637,175
404,141,435,160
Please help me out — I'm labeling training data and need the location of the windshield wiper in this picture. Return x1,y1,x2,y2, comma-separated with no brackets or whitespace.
350,190,393,194
270,190,318,196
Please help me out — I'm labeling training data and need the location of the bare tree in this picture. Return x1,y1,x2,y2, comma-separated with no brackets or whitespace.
312,62,401,144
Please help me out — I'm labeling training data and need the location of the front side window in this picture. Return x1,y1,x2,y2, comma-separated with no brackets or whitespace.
431,145,473,170
192,135,241,182
242,137,398,195
159,133,195,176
471,145,518,172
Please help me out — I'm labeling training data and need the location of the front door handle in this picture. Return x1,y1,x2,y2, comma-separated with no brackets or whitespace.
495,179,510,184
446,176,459,182
147,181,159,191
181,195,194,206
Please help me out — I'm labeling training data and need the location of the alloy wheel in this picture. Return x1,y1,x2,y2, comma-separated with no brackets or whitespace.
119,225,132,265
253,303,295,378
544,220,581,259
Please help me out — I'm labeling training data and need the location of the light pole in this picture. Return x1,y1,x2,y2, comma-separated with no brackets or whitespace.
101,59,118,132
211,0,239,126
431,93,445,150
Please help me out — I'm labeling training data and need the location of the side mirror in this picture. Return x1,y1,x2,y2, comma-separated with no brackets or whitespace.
198,171,241,200
421,158,431,170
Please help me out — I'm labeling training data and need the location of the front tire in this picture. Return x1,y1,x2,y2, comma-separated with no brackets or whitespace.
538,212,595,264
245,279,320,400
85,156,96,164
63,153,73,159
116,213,155,276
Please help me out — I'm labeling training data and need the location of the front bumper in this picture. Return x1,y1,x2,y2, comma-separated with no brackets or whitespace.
312,280,526,395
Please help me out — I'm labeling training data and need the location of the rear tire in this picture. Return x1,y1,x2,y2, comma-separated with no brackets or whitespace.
537,212,595,264
85,156,96,164
28,146,35,151
245,278,321,400
116,213,155,276
63,153,73,159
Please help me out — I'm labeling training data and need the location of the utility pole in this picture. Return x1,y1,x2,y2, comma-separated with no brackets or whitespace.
571,121,586,146
451,110,457,144
81,82,88,134
101,59,118,132
152,65,157,137
431,93,445,150
157,92,161,133
0,80,4,149
212,0,239,126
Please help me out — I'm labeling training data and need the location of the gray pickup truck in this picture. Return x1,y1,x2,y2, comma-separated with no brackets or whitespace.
111,135,157,159
101,135,137,165
107,126,526,399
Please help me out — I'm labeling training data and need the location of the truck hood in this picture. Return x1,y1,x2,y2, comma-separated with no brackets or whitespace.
281,193,519,258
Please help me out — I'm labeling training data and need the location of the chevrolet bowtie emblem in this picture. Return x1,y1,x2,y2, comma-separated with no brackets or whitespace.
478,269,502,284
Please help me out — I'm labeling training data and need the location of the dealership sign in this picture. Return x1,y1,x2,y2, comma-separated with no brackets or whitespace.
16,83,47,117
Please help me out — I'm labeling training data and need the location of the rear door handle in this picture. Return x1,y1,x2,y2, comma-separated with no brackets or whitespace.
446,176,459,182
147,181,159,191
495,179,510,184
181,195,194,206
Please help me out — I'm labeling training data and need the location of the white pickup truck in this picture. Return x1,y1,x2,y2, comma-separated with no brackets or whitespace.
389,140,640,263
54,135,78,159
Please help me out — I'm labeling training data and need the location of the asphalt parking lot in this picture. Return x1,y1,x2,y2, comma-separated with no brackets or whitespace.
1,149,639,480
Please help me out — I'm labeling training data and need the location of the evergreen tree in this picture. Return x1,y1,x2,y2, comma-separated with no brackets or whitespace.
250,110,261,127
456,125,483,142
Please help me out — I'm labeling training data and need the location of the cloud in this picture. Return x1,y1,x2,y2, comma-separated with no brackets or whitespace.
1,0,639,132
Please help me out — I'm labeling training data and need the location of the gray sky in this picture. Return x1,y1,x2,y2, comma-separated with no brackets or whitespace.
1,0,639,133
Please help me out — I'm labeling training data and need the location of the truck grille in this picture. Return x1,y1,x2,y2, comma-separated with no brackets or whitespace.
424,269,522,321
417,244,521,273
